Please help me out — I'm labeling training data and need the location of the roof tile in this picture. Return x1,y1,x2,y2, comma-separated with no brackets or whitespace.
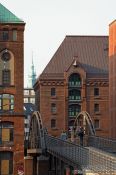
41,36,108,79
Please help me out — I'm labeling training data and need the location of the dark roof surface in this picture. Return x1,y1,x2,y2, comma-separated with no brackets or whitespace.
24,103,35,115
40,36,108,79
0,3,24,23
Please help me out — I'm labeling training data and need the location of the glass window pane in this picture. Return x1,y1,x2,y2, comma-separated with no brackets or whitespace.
51,119,56,128
30,98,35,104
0,152,13,174
0,94,14,111
2,70,11,85
24,98,28,103
3,30,9,41
51,88,56,96
1,160,9,174
2,128,10,142
24,90,29,95
13,30,17,41
31,90,35,95
94,88,99,96
3,99,10,110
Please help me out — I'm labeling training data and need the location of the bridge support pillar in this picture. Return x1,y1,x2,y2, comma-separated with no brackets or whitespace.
24,156,33,175
65,167,70,175
37,155,49,175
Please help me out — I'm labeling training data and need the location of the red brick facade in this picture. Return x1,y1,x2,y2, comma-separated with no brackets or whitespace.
34,36,110,138
109,20,116,139
0,22,25,175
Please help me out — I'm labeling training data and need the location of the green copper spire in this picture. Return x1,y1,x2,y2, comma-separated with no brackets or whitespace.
28,53,36,88
0,3,24,23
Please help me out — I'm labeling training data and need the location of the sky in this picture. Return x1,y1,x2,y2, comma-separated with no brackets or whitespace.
1,0,116,87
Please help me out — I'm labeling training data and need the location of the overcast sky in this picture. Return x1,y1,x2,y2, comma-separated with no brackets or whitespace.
1,0,116,86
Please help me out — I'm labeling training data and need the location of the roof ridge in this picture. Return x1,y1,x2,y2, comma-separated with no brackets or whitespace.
66,35,108,37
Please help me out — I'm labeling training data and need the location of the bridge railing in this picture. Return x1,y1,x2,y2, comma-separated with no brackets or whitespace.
45,134,89,168
44,134,116,174
87,135,116,154
87,147,116,174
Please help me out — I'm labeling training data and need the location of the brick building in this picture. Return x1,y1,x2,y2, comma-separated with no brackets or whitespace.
34,35,109,137
109,20,116,139
0,3,25,175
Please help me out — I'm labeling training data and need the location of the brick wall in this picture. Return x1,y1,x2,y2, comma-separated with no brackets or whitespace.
109,20,116,139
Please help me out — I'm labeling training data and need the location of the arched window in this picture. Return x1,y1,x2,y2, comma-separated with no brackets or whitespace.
69,73,81,86
0,94,14,111
0,151,13,174
0,49,14,86
0,122,14,144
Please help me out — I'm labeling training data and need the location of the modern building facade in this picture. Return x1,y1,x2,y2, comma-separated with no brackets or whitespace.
0,3,25,175
34,35,109,138
109,20,116,139
24,88,35,104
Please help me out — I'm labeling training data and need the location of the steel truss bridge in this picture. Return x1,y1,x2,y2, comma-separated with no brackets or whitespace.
27,111,116,175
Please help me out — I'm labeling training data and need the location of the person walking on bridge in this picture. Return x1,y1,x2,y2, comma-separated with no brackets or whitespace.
60,130,67,140
78,126,84,146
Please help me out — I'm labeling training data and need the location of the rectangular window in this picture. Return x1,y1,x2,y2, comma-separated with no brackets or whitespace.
30,90,35,95
3,30,9,41
94,104,99,112
1,160,9,174
51,103,56,113
24,90,29,95
51,88,56,96
2,70,11,86
3,99,10,110
24,98,29,103
0,123,14,144
0,152,13,175
2,128,10,142
30,98,35,104
51,119,56,128
94,88,99,96
12,29,17,41
0,94,14,111
94,120,100,129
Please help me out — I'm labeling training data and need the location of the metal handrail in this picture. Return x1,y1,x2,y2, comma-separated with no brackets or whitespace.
87,135,116,154
44,134,116,174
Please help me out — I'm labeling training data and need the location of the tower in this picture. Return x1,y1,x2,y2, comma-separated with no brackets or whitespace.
0,3,25,175
109,20,116,139
28,56,36,88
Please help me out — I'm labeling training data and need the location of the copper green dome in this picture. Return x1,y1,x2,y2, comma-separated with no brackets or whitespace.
0,3,24,23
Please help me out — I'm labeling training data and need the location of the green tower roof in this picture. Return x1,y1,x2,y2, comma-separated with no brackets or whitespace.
0,3,24,23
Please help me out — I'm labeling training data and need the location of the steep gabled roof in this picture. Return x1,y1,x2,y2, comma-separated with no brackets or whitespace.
40,36,108,79
0,3,24,23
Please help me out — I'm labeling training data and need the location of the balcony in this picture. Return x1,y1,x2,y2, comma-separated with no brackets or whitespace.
68,81,81,88
68,96,81,103
68,112,80,118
